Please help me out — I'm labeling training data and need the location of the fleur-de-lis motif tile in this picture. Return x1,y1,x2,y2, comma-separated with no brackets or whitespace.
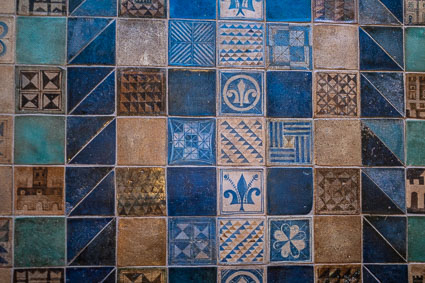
219,0,264,20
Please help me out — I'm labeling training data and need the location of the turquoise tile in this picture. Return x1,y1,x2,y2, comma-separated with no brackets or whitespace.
406,27,425,71
407,120,425,166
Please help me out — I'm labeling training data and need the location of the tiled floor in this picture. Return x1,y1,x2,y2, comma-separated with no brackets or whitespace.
0,0,424,282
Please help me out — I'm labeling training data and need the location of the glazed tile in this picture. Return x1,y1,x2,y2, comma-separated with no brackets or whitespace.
0,167,12,215
14,269,64,282
315,265,361,282
406,120,425,166
406,28,425,71
409,265,425,283
69,0,117,16
0,116,12,164
171,0,216,19
408,217,425,262
407,168,425,214
119,0,166,18
0,66,14,113
266,0,311,21
17,0,66,15
118,268,166,283
219,268,264,283
406,73,425,118
66,267,115,283
406,0,425,24
0,17,14,64
169,267,217,283
219,0,263,20
0,219,12,267
363,265,408,283
267,266,314,283
359,0,402,24
313,0,356,22
0,0,15,14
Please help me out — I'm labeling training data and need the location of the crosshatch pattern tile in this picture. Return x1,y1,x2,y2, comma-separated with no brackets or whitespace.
2,0,425,280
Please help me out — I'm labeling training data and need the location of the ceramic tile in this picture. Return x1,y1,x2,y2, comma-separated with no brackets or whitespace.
266,71,312,117
268,266,314,283
14,268,64,283
66,267,115,283
116,167,166,216
407,120,425,166
14,217,65,267
119,0,166,18
0,66,14,113
0,0,15,14
407,168,425,214
409,265,425,283
171,0,216,19
0,167,12,215
118,218,166,266
169,267,217,283
363,265,408,283
69,0,117,16
409,217,425,262
406,0,425,24
315,265,361,282
219,70,264,116
0,17,14,64
219,268,264,283
17,0,66,15
359,0,402,24
313,0,356,22
168,217,216,265
407,73,425,118
169,69,216,116
219,0,263,20
118,268,166,283
0,219,12,267
267,167,313,215
406,28,425,71
117,118,166,165
266,0,311,21
0,116,12,164
0,269,10,283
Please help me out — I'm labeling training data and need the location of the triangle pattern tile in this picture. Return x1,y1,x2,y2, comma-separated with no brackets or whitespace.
359,0,400,24
363,265,408,283
363,267,380,283
67,267,115,283
380,0,403,21
103,270,116,283
71,0,116,16
69,0,85,13
362,27,403,66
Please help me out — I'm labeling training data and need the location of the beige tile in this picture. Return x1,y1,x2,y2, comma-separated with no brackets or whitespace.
0,268,11,282
0,0,15,14
117,118,166,165
0,116,12,164
409,264,425,283
0,66,14,113
0,17,14,64
0,167,12,215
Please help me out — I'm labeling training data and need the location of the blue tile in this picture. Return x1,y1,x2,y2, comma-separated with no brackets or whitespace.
169,267,217,283
266,71,312,117
67,67,115,115
266,0,311,21
168,69,216,116
66,167,115,216
363,265,407,283
219,70,264,115
169,20,215,67
67,117,116,165
167,167,216,216
168,118,216,165
219,0,264,20
359,0,402,24
170,0,216,19
69,0,117,16
363,216,407,263
67,218,116,266
168,218,216,265
267,168,313,215
67,18,116,65
66,267,115,283
269,218,311,262
220,268,264,283
267,266,314,283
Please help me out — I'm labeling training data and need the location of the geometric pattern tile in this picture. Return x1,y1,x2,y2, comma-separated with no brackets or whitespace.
364,265,408,283
407,74,425,119
219,0,264,20
69,0,117,16
14,268,65,283
219,268,264,283
120,0,166,18
0,218,11,267
407,168,425,214
66,267,116,283
17,0,67,15
0,116,12,164
316,265,361,283
359,0,402,24
406,0,425,24
314,0,356,22
118,268,166,283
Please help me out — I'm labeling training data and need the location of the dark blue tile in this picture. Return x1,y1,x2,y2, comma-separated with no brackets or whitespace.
267,0,311,21
168,69,216,116
169,267,217,283
66,267,115,283
267,168,313,215
266,71,312,117
66,167,115,216
170,0,216,19
363,216,407,263
67,67,115,115
67,18,115,65
267,266,314,283
67,218,116,266
220,268,263,283
359,0,402,24
69,0,117,16
363,265,408,283
167,167,217,216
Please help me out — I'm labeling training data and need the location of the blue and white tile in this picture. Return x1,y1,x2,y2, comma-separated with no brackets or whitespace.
219,268,264,283
219,0,264,20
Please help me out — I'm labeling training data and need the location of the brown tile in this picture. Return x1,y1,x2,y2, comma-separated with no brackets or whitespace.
116,167,166,216
314,119,361,166
0,219,12,267
14,167,64,215
118,218,166,266
0,116,12,164
0,0,15,14
0,167,12,215
118,268,166,283
313,25,358,70
314,216,361,263
316,265,361,283
406,74,425,119
0,66,14,113
0,268,11,282
315,168,360,215
409,264,425,283
117,118,166,165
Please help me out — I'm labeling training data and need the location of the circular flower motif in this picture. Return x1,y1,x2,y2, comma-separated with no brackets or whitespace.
273,223,306,259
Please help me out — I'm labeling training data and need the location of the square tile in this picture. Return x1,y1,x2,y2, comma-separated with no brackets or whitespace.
0,116,12,164
219,168,264,215
314,72,359,117
14,217,65,267
116,167,165,216
361,119,404,166
406,27,425,71
314,0,356,22
267,120,313,165
168,118,215,165
15,167,64,216
218,118,265,165
118,268,166,283
361,72,404,117
0,167,12,215
0,219,12,267
267,24,312,70
68,67,115,115
266,0,311,21
219,70,264,115
66,267,115,282
316,265,361,282
363,216,407,263
314,216,361,263
171,0,215,19
409,265,425,283
17,0,66,15
0,269,10,283
0,17,14,64
118,218,166,266
315,168,360,215
362,168,405,214
219,218,265,264
0,0,15,13
67,218,116,266
407,120,425,166
117,68,165,116
0,66,14,113
69,0,117,16
16,66,65,114
363,265,408,283
268,266,314,283
117,118,166,165
266,71,312,118
269,218,311,262
407,73,425,118
219,0,263,20
219,268,264,283
67,117,116,165
14,269,64,282
15,116,65,165
407,168,425,214
169,20,215,67
169,69,216,116
359,26,404,71
409,216,425,262
267,168,313,215
313,25,358,69
117,19,166,66
218,22,264,67
168,217,216,265
119,0,166,18
167,167,216,216
67,18,115,65
359,0,402,24
406,0,425,24
16,17,66,65
169,267,217,283
65,167,114,216
314,119,362,166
